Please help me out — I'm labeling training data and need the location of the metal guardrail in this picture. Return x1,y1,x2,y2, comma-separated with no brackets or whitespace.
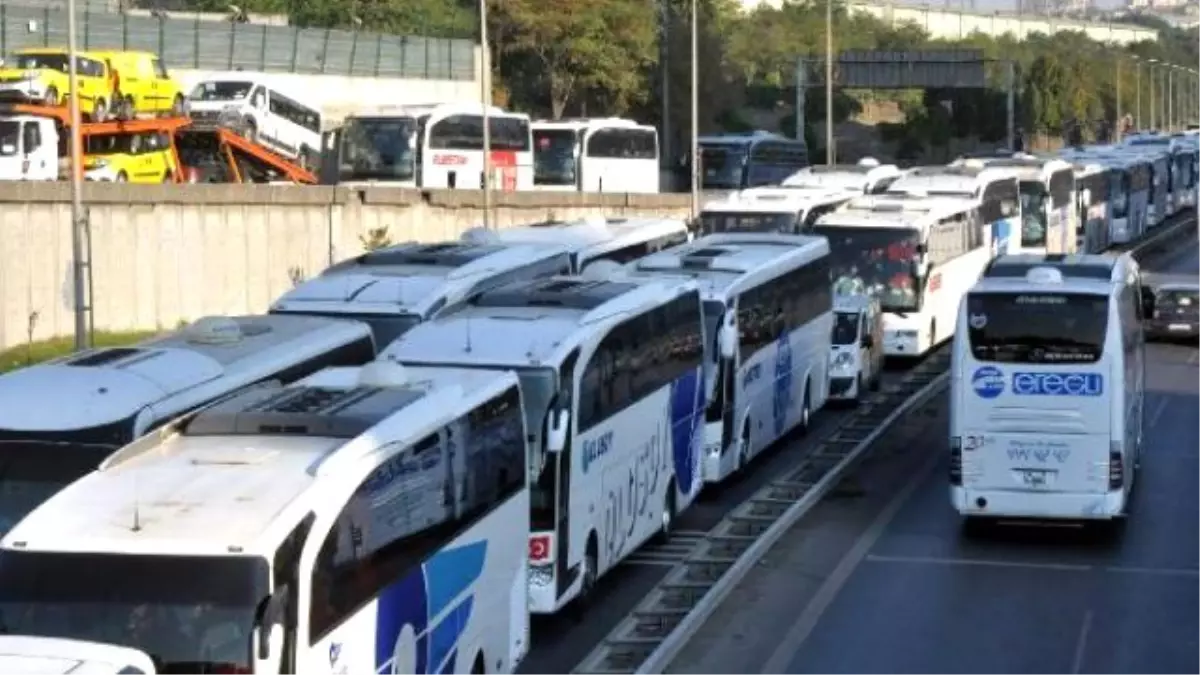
0,4,475,80
573,209,1197,675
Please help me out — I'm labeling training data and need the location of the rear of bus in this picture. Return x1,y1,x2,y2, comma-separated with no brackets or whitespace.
950,274,1130,521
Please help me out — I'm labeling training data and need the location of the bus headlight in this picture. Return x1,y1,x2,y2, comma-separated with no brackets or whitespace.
832,351,853,368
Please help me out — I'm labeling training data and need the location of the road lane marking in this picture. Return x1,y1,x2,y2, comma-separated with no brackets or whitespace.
1146,395,1170,430
1070,610,1093,674
1105,565,1200,578
864,553,1092,573
759,452,941,674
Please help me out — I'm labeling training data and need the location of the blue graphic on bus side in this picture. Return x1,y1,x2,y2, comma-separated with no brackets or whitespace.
772,333,794,437
582,431,614,474
668,368,704,496
991,218,1012,254
971,366,1005,399
1012,372,1103,397
375,541,487,674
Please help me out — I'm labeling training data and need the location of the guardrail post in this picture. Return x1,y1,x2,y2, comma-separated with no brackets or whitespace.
320,27,331,74
1,5,7,55
374,34,382,77
42,7,50,47
157,16,164,61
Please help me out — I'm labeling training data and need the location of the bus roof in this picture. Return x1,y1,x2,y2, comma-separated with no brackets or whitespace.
700,185,856,214
1,363,518,557
532,117,652,132
0,315,372,435
462,215,687,258
982,252,1135,285
625,233,829,299
381,275,698,369
271,241,572,319
887,164,1018,196
347,102,523,120
949,154,1074,182
968,273,1114,298
816,193,974,230
781,161,902,191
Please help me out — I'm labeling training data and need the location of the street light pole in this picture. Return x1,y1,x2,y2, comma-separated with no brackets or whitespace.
1148,59,1158,130
1132,56,1141,130
66,0,87,351
689,0,699,222
479,0,493,230
1115,57,1122,142
1167,65,1174,132
825,0,834,165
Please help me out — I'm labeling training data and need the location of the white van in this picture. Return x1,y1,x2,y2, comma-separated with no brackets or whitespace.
0,115,57,181
185,75,323,168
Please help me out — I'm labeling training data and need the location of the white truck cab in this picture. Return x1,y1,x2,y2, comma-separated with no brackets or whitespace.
828,293,883,402
0,636,156,674
0,115,57,181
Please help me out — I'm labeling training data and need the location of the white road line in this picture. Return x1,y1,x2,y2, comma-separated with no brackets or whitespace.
864,553,1093,573
758,451,941,674
1105,565,1200,578
1070,610,1094,674
1147,396,1170,430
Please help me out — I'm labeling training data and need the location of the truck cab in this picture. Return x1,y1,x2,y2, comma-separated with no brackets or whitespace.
0,114,57,180
828,293,883,403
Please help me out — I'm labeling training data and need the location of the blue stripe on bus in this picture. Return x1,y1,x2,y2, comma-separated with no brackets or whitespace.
669,368,704,496
375,540,488,674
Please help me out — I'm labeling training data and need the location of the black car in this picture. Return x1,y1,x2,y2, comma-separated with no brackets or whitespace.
1145,276,1200,342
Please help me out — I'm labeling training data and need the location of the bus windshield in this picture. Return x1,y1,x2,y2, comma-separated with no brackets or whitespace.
339,117,417,182
0,550,269,674
699,144,746,190
698,211,798,234
0,442,117,535
1019,181,1049,247
831,312,859,345
965,292,1108,364
811,226,921,312
533,128,578,186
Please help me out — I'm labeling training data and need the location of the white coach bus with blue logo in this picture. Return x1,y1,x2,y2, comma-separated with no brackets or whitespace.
381,274,708,614
883,163,1021,255
949,253,1154,526
624,233,833,485
0,361,532,674
952,154,1078,255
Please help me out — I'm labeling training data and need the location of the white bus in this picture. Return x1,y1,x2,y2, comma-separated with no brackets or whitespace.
624,233,832,484
532,118,659,193
333,103,534,191
0,361,532,674
698,187,865,235
271,241,573,348
950,253,1153,525
780,159,904,194
381,274,708,614
461,215,690,272
696,132,810,191
952,155,1077,255
1124,134,1195,216
1066,161,1112,253
886,164,1022,255
812,193,992,358
0,314,374,536
186,75,324,168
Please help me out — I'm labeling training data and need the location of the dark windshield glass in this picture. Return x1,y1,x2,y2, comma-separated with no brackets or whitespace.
270,310,416,351
533,129,578,186
0,442,116,534
1156,288,1199,313
966,292,1108,364
15,54,69,71
1019,181,1048,247
811,226,921,312
832,312,859,345
339,117,416,182
187,81,253,101
698,211,798,235
0,550,268,674
699,145,746,190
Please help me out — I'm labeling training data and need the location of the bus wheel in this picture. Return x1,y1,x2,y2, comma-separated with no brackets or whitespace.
571,535,599,621
737,421,751,473
655,481,676,544
471,652,485,674
798,383,812,435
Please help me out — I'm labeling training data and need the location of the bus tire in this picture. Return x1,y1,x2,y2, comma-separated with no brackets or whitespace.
655,480,677,544
737,420,751,473
798,382,812,435
471,651,485,674
579,534,599,606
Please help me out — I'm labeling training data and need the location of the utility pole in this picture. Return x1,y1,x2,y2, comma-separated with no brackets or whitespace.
67,0,87,351
689,0,699,221
1115,57,1122,142
1148,59,1157,131
825,0,834,165
1132,56,1141,130
480,0,492,229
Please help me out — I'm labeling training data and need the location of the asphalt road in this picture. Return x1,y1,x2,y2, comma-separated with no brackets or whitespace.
516,364,920,674
666,238,1199,674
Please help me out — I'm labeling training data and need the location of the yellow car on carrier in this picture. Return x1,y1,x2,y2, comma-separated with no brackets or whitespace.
92,51,186,119
83,130,178,183
0,48,114,120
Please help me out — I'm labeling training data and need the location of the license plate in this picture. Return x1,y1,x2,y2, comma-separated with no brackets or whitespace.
1169,324,1191,331
1021,469,1053,487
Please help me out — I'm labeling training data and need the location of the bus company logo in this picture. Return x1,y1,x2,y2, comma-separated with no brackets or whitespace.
582,431,614,474
1012,372,1103,397
971,366,1005,399
432,154,468,166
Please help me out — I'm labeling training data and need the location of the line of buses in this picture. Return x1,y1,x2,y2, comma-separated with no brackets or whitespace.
0,137,1191,674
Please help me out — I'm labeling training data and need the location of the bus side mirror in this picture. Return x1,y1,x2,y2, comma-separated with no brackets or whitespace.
254,590,287,662
546,409,569,454
718,317,737,359
861,334,874,349
1140,287,1156,317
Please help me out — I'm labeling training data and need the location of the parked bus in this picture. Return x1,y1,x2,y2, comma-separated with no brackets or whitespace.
271,241,573,348
532,118,659,193
812,193,992,358
697,186,865,235
382,274,709,614
624,233,832,484
780,159,904,194
0,314,374,536
884,164,1022,255
952,154,1077,255
695,131,810,191
0,361,532,674
1084,153,1152,245
1068,162,1113,253
1124,134,1195,216
950,253,1153,527
331,103,534,191
462,215,690,272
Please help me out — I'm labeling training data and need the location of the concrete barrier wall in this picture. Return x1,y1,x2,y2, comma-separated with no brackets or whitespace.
0,183,691,350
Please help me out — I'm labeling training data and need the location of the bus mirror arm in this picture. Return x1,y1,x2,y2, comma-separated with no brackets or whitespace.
718,317,737,360
546,409,570,454
253,589,287,662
